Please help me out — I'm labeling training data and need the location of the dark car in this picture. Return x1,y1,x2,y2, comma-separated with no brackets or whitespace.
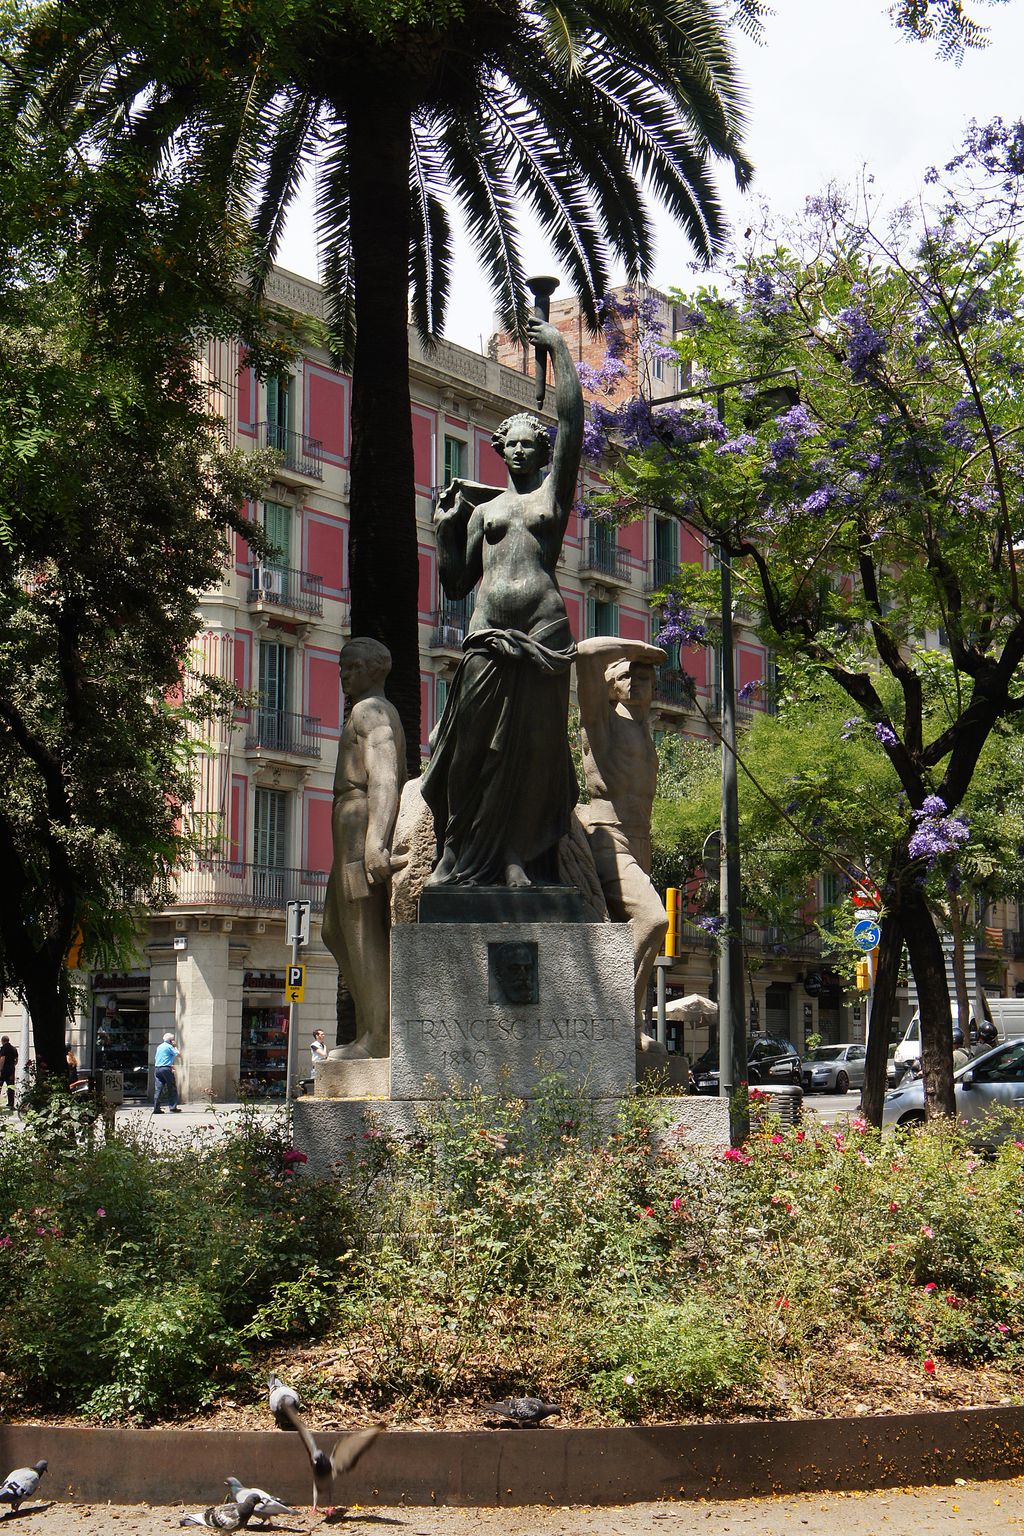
690,1035,802,1094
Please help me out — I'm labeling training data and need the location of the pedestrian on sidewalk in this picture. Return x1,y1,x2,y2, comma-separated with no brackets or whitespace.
152,1033,181,1114
0,1036,17,1110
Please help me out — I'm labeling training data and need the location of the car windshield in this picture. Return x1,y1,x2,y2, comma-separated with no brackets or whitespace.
694,1049,718,1071
810,1047,843,1061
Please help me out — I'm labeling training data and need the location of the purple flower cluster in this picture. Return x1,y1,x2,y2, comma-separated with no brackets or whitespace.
908,796,970,866
657,596,709,649
747,272,792,317
874,722,898,747
840,717,863,741
696,914,727,936
577,356,627,395
802,486,834,514
946,116,1024,178
838,306,888,383
941,398,978,451
716,432,757,456
737,677,762,702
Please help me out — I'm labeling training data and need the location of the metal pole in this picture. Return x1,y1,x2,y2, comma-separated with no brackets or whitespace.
716,395,748,1142
655,955,671,1049
19,1004,30,1102
284,932,299,1111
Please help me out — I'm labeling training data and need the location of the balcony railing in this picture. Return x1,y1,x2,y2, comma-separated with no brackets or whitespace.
677,917,822,959
644,558,680,594
262,422,324,479
580,524,632,583
1006,929,1024,959
172,860,329,913
245,708,322,760
653,668,693,709
430,607,471,651
247,563,324,618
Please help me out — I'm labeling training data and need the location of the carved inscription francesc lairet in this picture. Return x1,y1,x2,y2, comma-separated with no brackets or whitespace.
407,1013,631,1077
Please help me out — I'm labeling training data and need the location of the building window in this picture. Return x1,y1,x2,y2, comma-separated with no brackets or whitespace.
261,501,292,568
443,436,466,484
586,596,619,638
258,640,290,716
253,788,289,903
653,516,679,587
435,674,449,719
266,376,292,446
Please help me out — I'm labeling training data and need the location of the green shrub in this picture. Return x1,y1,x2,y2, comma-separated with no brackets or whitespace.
583,1299,761,1420
85,1284,240,1419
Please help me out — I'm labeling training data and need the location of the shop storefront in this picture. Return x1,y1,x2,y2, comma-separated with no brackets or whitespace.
91,972,150,1100
240,971,288,1098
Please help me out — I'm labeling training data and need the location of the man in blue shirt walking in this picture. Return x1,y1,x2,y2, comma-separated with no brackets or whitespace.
153,1033,181,1113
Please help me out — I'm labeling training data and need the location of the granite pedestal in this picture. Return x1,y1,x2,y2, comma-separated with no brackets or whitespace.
390,920,635,1099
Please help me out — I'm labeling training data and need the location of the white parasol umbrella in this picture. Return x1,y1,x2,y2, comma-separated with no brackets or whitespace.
664,993,718,1021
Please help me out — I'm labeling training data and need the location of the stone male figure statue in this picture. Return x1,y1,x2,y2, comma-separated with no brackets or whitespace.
575,637,669,1042
321,638,406,1058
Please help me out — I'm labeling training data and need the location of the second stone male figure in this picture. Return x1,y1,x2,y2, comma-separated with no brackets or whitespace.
321,638,406,1058
575,636,669,1043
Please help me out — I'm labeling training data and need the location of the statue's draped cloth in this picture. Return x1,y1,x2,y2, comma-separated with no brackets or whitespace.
420,619,579,885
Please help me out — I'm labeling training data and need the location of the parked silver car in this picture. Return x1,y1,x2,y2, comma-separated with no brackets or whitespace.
881,1039,1024,1134
802,1043,866,1094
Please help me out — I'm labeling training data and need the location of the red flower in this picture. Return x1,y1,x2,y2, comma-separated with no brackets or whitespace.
923,1282,937,1293
923,1357,937,1375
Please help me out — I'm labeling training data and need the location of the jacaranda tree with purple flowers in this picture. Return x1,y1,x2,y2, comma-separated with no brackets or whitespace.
589,120,1024,1122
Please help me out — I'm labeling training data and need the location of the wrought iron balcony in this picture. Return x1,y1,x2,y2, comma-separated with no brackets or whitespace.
245,707,322,760
171,860,329,913
247,563,324,618
653,668,694,709
429,604,472,651
644,558,680,594
261,422,324,479
580,524,632,583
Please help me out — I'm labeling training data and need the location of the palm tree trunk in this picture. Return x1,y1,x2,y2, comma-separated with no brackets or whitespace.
346,88,421,777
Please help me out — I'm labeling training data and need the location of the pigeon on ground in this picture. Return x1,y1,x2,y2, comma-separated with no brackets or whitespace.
223,1478,298,1523
0,1461,48,1513
180,1493,262,1530
483,1397,561,1427
311,1427,382,1515
267,1372,381,1508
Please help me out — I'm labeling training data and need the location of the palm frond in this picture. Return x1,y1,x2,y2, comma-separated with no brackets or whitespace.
436,109,528,338
249,89,322,293
315,125,356,368
409,119,453,347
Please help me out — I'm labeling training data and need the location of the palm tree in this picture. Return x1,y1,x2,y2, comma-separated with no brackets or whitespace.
6,0,753,769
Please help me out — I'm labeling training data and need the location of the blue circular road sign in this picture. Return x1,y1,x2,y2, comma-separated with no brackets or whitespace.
853,918,881,951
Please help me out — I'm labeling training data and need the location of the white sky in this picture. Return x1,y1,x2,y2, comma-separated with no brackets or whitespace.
273,0,1024,350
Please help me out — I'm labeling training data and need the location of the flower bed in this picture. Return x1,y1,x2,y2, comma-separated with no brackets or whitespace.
0,1081,1021,1425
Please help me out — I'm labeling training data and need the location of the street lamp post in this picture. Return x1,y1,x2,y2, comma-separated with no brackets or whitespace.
653,366,798,1143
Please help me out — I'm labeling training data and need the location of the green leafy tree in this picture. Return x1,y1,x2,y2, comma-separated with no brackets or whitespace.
589,121,1024,1120
4,0,754,768
653,683,1024,1089
890,0,1010,59
0,93,273,1070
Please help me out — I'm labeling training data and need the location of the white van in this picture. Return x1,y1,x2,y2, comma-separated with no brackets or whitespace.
893,1004,977,1071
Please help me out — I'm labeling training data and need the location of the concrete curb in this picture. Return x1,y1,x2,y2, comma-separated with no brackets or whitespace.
2,1407,1024,1506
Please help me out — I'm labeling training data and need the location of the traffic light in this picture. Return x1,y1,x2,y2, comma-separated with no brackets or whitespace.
665,887,679,958
855,959,872,991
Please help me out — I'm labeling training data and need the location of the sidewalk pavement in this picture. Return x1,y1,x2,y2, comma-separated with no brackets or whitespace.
113,1099,286,1135
30,1478,1024,1535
